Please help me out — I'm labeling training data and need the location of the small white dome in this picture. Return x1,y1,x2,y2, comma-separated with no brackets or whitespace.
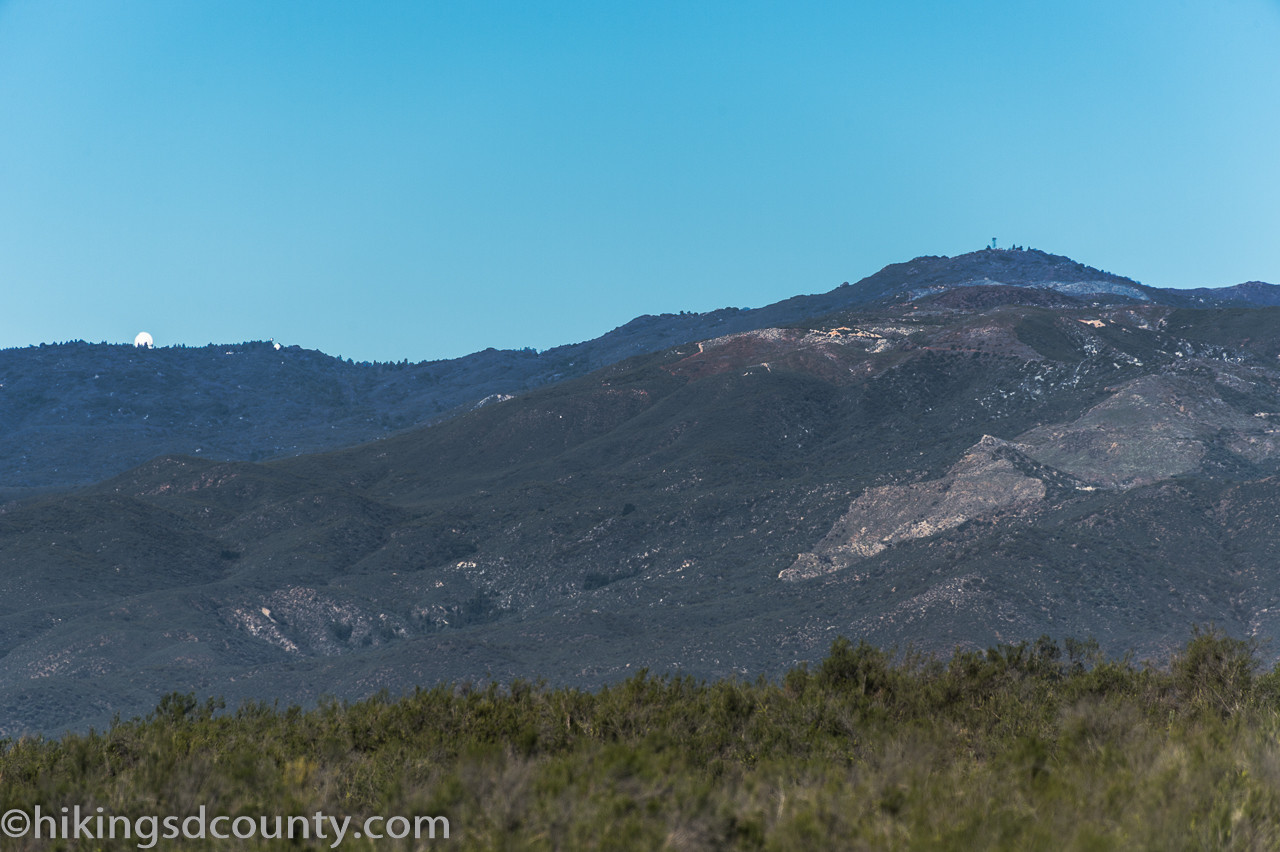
134,332,154,348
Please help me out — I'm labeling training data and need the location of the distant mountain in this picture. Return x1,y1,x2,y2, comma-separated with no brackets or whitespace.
3,247,1272,492
1172,280,1280,307
842,247,1150,304
6,261,1280,734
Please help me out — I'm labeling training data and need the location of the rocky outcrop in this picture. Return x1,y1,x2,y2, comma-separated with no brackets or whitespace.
781,436,1046,580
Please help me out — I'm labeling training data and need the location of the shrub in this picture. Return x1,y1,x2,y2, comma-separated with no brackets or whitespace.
1170,624,1257,716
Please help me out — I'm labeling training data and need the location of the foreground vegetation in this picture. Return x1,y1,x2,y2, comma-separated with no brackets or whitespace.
5,629,1280,850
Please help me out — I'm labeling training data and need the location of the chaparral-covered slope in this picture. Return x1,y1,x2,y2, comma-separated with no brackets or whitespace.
4,251,1280,735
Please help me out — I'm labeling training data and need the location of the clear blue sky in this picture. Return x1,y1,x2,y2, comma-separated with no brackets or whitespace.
2,1,1278,363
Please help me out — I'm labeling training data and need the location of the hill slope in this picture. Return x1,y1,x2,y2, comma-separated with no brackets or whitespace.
6,273,1280,732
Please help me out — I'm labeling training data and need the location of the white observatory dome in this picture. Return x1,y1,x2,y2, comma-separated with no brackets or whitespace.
134,332,154,349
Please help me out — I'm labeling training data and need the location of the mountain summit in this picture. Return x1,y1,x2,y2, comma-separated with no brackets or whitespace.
847,247,1147,304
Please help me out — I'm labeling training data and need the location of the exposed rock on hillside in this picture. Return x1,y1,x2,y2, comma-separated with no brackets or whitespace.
783,437,1046,580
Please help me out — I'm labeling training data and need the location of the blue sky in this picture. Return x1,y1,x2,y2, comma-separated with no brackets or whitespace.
2,1,1278,363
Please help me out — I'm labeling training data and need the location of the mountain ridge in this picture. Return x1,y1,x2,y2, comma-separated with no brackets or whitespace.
2,248,1272,491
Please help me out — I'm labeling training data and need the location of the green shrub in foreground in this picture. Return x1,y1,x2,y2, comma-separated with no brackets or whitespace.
3,627,1280,850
